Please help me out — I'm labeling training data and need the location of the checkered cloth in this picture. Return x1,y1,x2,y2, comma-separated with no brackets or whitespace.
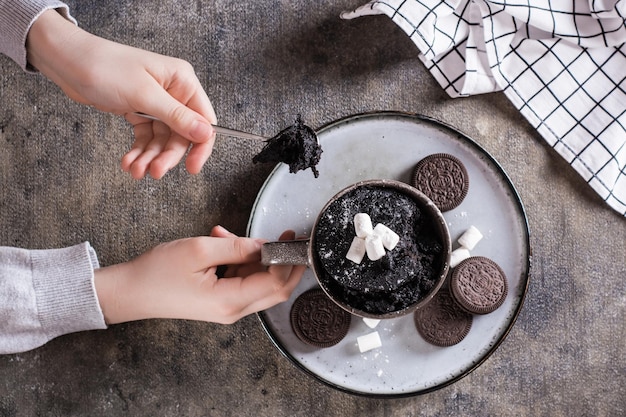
342,0,626,216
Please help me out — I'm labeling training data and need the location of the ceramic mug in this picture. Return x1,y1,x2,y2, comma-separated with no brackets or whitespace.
261,179,451,319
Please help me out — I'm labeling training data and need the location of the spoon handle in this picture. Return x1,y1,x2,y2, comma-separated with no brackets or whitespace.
132,112,267,141
211,125,267,141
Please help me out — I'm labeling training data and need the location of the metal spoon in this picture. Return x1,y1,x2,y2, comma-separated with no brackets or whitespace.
133,112,267,141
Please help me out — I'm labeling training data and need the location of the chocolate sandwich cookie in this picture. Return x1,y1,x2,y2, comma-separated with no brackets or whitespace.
414,288,473,347
290,288,352,348
450,256,508,315
412,153,469,211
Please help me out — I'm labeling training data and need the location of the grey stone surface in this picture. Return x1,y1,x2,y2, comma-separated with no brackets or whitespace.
1,1,624,416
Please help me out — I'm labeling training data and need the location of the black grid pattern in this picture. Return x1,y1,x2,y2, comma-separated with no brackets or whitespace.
343,0,626,216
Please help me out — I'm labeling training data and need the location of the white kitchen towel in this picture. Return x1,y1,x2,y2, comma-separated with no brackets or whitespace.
342,0,626,216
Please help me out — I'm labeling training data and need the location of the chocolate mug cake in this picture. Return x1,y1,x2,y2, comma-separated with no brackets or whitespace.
313,181,449,316
262,179,451,319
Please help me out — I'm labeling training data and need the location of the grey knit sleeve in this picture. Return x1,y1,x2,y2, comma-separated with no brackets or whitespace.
0,242,107,354
0,0,77,71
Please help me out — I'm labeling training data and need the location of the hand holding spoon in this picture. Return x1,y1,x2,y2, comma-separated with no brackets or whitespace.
134,112,322,177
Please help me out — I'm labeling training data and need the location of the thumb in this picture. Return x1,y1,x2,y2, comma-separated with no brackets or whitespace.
140,84,217,144
157,101,214,143
207,237,264,266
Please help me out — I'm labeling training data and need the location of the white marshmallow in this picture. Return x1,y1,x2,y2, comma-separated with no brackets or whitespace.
353,213,374,238
362,318,381,329
357,331,382,353
458,225,483,250
346,236,367,264
450,247,471,268
373,223,400,250
365,234,386,261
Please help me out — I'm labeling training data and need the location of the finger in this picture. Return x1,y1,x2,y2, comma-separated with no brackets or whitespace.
185,140,215,175
210,225,237,238
234,229,304,312
221,262,265,278
163,63,217,124
221,229,295,276
124,112,211,178
240,264,306,315
181,83,217,124
215,231,298,299
127,123,171,179
121,148,144,172
137,78,216,144
121,121,154,173
147,134,191,179
199,237,264,266
278,230,296,241
210,225,267,245
222,229,295,275
209,263,305,319
146,237,260,275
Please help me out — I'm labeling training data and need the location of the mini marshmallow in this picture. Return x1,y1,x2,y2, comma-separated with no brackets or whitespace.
450,247,471,268
362,318,381,329
365,234,386,261
458,225,483,250
373,223,400,250
346,236,367,264
357,331,382,353
353,213,374,238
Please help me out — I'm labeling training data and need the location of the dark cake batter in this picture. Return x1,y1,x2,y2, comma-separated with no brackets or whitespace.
314,186,444,315
252,115,322,177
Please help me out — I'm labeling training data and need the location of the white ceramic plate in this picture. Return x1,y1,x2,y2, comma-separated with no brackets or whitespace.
247,112,530,397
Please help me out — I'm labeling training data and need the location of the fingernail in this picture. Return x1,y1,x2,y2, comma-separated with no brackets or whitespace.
215,225,229,233
190,120,212,142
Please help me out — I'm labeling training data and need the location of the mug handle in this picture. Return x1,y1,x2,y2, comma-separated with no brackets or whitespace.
261,239,311,266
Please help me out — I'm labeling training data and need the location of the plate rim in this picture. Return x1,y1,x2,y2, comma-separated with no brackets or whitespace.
247,111,532,398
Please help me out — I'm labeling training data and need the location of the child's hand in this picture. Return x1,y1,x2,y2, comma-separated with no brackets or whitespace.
94,226,306,325
26,10,217,179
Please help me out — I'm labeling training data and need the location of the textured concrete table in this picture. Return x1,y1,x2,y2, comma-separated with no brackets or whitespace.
1,1,624,416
